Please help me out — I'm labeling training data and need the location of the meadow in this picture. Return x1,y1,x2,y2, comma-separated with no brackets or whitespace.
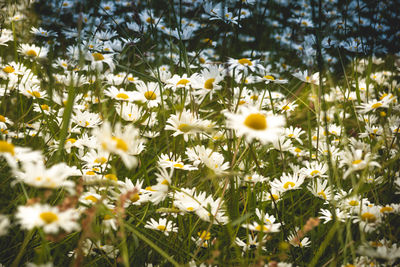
0,0,399,266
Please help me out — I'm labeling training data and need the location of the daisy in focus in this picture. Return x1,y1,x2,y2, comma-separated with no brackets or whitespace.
224,106,285,144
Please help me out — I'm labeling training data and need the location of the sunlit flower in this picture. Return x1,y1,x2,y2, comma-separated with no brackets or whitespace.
224,106,285,144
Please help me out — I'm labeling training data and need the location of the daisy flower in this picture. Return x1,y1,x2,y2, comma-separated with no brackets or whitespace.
301,161,328,178
270,172,306,193
285,126,305,144
13,161,80,191
86,51,115,72
277,100,298,114
72,110,102,128
319,208,348,224
191,65,224,99
165,74,194,91
339,148,380,179
115,102,143,122
165,109,202,141
144,218,178,236
242,221,281,233
15,203,80,234
79,190,102,206
133,81,162,108
258,72,288,84
243,173,268,183
288,232,311,248
357,99,389,114
93,122,145,169
235,234,267,252
158,153,197,171
292,70,320,84
185,145,230,175
19,84,47,99
18,44,49,60
227,57,261,74
105,86,135,102
307,178,333,200
224,106,286,144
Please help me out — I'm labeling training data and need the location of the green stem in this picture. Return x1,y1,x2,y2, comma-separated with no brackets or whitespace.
11,229,35,267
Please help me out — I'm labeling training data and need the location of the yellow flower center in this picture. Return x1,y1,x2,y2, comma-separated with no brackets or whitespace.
187,207,194,211
283,181,296,189
105,174,118,181
250,95,258,101
263,75,275,80
26,50,38,57
111,137,128,151
178,123,191,133
204,78,215,89
66,138,76,144
173,163,184,169
145,186,156,191
243,113,267,130
310,170,320,176
176,79,190,86
86,171,95,175
94,157,107,164
92,52,105,61
130,193,140,202
0,115,5,122
41,104,49,111
146,17,155,24
85,195,98,203
0,141,15,155
361,212,376,223
317,190,327,200
238,58,253,66
116,92,129,99
3,66,15,73
40,212,59,224
352,159,362,165
161,179,169,185
282,105,290,111
28,91,41,98
157,225,166,231
144,91,156,100
198,231,211,240
255,224,269,232
349,200,359,206
270,194,279,200
371,102,382,109
380,206,393,213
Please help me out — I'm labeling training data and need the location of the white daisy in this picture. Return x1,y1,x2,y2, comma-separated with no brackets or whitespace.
16,203,80,234
224,106,286,144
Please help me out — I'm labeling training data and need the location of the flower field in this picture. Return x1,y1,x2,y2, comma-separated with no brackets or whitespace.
0,0,399,266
